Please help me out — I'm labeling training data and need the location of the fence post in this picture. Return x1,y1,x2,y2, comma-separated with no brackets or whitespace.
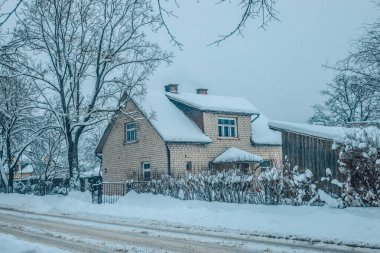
98,184,102,204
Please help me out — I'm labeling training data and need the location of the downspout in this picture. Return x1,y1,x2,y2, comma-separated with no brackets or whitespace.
165,143,171,176
250,113,260,145
251,113,260,123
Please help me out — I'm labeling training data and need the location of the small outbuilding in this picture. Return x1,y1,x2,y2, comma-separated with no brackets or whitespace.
268,121,348,186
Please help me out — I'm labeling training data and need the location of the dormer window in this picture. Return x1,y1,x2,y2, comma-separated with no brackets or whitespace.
218,118,237,138
125,122,137,143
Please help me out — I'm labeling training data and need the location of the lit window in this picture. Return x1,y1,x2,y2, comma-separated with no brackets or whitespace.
142,162,151,181
218,118,237,138
125,122,137,143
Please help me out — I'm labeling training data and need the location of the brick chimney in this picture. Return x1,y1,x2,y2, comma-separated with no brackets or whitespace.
164,84,178,94
196,88,208,95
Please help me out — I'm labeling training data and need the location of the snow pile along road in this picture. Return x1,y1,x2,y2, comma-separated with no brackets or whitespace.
0,191,380,248
0,233,70,253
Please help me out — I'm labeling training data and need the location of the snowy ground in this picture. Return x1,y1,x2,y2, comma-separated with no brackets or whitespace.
0,233,71,253
0,191,379,249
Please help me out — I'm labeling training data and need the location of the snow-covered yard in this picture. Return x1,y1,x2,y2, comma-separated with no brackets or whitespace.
0,191,379,248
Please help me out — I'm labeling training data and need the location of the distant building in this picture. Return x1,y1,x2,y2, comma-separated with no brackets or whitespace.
96,84,282,182
347,120,380,128
13,155,34,179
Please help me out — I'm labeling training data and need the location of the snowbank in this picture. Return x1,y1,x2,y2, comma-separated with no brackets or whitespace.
0,233,70,253
1,191,380,246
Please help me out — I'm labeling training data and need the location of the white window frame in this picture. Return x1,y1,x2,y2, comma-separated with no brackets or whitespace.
218,117,237,138
125,122,137,143
142,162,151,181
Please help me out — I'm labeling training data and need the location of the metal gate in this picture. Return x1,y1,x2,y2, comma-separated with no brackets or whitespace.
91,182,127,204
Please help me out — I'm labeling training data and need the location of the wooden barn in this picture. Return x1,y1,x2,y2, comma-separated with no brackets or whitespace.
268,121,349,189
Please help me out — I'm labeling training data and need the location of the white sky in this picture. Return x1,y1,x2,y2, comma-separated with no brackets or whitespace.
147,0,379,123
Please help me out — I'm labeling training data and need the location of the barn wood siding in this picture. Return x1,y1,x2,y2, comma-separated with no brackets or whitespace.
282,132,341,191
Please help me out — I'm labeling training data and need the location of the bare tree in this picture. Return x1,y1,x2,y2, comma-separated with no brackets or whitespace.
0,72,40,192
156,0,278,47
0,0,23,28
5,0,277,190
0,0,23,70
13,0,171,187
79,121,106,173
310,74,380,126
27,125,67,195
208,0,278,46
331,20,380,91
316,15,380,126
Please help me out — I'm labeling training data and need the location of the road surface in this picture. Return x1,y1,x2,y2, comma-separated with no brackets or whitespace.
0,207,378,253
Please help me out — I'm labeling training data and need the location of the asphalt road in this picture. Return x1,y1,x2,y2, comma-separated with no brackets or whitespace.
0,207,378,253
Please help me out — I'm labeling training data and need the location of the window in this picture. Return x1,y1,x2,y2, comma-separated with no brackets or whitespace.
186,161,192,171
142,162,151,181
125,122,137,143
260,160,272,172
218,118,237,138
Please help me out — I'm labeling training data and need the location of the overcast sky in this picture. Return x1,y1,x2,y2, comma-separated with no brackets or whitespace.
147,0,378,123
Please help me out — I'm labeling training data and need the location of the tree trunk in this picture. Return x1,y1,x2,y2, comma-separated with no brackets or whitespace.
6,135,14,193
67,137,80,189
0,166,7,192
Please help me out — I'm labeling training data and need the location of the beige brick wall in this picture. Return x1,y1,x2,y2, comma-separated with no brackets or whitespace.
168,112,282,176
101,100,168,182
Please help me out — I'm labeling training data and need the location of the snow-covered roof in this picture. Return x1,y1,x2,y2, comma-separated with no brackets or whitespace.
166,92,259,115
213,147,263,163
81,167,101,178
269,120,348,140
251,114,282,145
21,164,34,174
135,90,212,143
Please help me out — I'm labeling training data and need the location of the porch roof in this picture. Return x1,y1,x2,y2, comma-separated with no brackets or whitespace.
213,147,263,164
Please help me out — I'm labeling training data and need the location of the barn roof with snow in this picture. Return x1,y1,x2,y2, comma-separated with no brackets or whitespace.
268,120,348,140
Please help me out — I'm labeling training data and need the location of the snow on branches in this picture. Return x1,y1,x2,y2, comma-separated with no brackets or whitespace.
127,167,321,206
334,127,380,207
0,73,41,192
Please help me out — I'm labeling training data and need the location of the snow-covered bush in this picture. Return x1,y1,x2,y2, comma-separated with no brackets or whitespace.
333,127,380,207
257,167,283,205
128,167,318,206
51,185,68,195
127,164,348,206
14,180,32,194
282,158,318,205
127,169,264,204
318,189,344,208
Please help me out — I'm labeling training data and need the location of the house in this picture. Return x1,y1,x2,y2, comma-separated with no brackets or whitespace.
13,155,34,180
268,120,349,189
96,84,282,182
14,163,34,179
